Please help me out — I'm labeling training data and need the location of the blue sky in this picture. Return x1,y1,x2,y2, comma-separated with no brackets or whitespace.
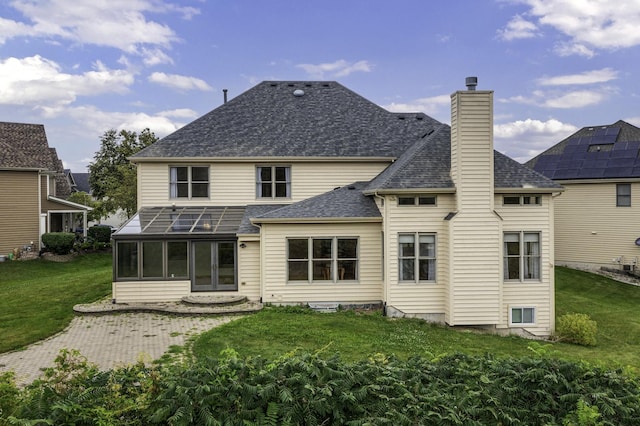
1,0,639,172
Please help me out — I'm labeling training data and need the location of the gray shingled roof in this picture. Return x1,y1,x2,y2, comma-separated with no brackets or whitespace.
71,172,91,193
365,124,454,191
239,204,287,234
0,121,72,197
254,181,381,221
133,81,439,159
366,123,561,192
526,120,640,180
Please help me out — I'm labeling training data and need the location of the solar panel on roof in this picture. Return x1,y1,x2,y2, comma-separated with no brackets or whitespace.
608,157,635,168
577,136,593,145
579,168,606,178
557,160,575,169
600,134,617,143
613,142,628,151
593,128,607,136
610,149,639,159
585,150,611,159
603,167,633,178
553,169,580,179
606,127,621,137
627,141,640,150
563,144,579,153
633,167,640,176
567,137,581,146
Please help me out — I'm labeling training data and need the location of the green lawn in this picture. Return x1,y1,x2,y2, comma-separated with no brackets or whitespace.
0,252,112,353
2,255,640,370
194,266,640,369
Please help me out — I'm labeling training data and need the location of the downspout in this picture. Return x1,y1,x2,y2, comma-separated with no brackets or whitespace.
253,221,264,304
549,191,562,334
373,191,388,315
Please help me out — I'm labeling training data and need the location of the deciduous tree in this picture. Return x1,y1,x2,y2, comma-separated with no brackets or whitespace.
89,128,157,219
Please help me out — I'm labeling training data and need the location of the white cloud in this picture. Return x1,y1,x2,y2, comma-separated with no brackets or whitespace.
0,55,134,106
494,118,578,162
0,16,31,43
296,60,372,79
148,72,213,91
158,108,199,119
537,68,618,86
502,88,608,109
0,1,198,62
141,48,175,66
41,104,186,138
497,14,539,40
505,0,640,55
385,95,451,116
626,116,640,128
542,90,605,108
553,42,595,58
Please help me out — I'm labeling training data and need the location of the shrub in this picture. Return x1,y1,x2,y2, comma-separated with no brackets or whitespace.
0,372,20,420
87,226,112,244
556,313,598,346
41,232,76,255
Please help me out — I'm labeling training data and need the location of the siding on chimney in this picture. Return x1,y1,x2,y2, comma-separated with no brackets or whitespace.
447,89,502,326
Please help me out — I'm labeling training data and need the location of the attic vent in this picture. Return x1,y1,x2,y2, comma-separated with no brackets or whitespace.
293,89,305,97
269,83,278,87
321,83,330,87
398,116,406,120
416,116,423,120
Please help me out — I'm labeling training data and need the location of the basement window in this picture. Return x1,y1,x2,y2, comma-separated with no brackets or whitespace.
510,307,536,326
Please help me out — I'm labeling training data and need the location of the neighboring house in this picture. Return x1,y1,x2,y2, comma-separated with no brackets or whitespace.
527,120,640,271
0,122,91,255
113,79,562,336
70,171,125,228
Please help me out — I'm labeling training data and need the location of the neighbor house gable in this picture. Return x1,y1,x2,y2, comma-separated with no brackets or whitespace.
526,120,640,271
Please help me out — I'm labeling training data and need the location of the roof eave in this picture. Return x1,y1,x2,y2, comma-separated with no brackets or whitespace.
496,187,564,194
251,217,382,225
130,156,396,164
553,177,640,184
48,196,93,210
362,187,456,196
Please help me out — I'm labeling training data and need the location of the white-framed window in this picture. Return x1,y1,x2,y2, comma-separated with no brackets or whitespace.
397,196,437,206
504,232,541,281
257,166,291,198
169,166,209,199
399,233,436,282
510,306,536,325
287,237,358,282
503,195,541,205
617,183,631,207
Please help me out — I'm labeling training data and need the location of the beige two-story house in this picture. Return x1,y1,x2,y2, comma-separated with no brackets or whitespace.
113,79,562,336
527,120,640,272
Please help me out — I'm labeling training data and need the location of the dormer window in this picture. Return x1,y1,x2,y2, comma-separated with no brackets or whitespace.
257,166,291,199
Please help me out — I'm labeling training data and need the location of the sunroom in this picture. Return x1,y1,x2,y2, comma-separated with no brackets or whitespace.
112,206,246,302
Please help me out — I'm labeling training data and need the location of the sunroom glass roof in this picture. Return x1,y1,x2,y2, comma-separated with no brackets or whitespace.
115,206,246,236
